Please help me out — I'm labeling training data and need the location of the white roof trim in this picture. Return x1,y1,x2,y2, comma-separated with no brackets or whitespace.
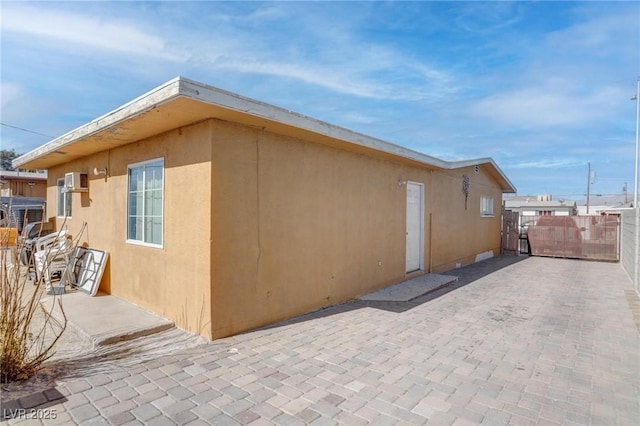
14,76,516,192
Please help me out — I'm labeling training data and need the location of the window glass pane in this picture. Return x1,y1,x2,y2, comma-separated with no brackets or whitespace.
480,197,493,216
144,189,162,216
65,192,72,217
128,216,143,241
144,217,163,245
145,164,163,190
127,159,163,245
129,168,142,192
57,179,65,216
152,217,162,245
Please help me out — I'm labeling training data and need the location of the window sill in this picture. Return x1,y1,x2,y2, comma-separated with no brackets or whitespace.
126,239,163,249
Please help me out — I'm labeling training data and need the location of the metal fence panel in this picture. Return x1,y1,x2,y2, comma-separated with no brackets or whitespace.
527,215,620,261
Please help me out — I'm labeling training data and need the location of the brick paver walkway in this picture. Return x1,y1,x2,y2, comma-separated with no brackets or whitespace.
2,256,639,425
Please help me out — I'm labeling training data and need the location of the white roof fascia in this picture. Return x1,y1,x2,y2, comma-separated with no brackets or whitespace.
14,77,516,193
13,78,183,168
447,157,516,193
0,170,48,179
176,78,450,169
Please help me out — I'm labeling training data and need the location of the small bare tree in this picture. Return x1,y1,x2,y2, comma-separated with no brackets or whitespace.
0,224,70,383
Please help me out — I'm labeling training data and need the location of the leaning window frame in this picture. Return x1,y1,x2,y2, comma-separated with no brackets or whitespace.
126,157,165,248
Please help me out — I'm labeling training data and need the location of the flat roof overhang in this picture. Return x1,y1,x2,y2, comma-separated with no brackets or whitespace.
14,77,516,193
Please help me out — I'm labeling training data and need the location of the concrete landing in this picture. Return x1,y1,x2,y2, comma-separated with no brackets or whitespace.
358,273,458,302
41,290,174,347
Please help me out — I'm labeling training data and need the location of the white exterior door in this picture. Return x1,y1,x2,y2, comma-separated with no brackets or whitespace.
406,182,424,273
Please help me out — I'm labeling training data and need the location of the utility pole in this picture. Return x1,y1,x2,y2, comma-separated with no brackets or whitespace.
633,77,640,294
633,78,639,208
586,162,591,214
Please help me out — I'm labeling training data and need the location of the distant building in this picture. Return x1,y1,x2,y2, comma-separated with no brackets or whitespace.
575,194,633,215
0,170,47,198
503,194,577,217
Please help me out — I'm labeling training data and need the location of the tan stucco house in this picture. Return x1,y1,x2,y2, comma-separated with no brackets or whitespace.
0,170,47,198
14,77,516,340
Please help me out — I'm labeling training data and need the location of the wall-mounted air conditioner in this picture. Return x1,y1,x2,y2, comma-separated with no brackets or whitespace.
64,172,89,192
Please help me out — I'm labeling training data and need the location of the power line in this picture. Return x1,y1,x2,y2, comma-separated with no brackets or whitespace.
1,122,54,139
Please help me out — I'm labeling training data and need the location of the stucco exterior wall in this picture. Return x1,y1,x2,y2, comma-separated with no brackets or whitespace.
42,117,505,341
430,167,503,272
45,121,213,338
208,119,504,338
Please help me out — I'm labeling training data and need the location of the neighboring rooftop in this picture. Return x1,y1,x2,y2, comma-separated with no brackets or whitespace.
0,170,48,180
503,194,576,207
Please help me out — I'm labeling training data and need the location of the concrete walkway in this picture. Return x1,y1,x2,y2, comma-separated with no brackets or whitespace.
358,274,458,302
2,256,639,425
43,291,174,347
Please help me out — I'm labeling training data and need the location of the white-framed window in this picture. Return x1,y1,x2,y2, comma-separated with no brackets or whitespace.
480,196,494,217
127,158,164,247
56,178,72,217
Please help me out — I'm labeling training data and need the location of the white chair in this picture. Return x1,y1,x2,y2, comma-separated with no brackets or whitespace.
33,230,74,288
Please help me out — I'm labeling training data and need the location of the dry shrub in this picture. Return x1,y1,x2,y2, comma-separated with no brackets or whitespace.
0,224,70,384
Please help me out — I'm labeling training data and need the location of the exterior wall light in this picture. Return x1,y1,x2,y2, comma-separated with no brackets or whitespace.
93,167,108,176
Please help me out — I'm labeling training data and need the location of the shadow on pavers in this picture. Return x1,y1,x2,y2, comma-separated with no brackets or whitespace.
251,254,530,334
1,388,66,421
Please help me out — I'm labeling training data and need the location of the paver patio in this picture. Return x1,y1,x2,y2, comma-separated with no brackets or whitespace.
2,256,639,425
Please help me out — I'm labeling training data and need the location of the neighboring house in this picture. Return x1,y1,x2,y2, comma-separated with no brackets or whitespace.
0,170,48,230
503,194,577,217
14,77,516,340
0,170,47,198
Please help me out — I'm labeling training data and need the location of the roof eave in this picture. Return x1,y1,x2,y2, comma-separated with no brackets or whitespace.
13,77,515,194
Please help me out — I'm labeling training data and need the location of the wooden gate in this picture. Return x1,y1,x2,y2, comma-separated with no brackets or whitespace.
501,209,520,255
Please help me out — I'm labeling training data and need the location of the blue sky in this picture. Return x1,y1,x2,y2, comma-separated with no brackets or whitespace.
1,1,639,199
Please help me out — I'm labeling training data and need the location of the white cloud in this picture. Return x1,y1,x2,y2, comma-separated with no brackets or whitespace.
1,82,22,110
509,158,586,170
546,9,639,53
212,55,453,101
468,83,629,129
1,4,187,62
0,3,458,102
